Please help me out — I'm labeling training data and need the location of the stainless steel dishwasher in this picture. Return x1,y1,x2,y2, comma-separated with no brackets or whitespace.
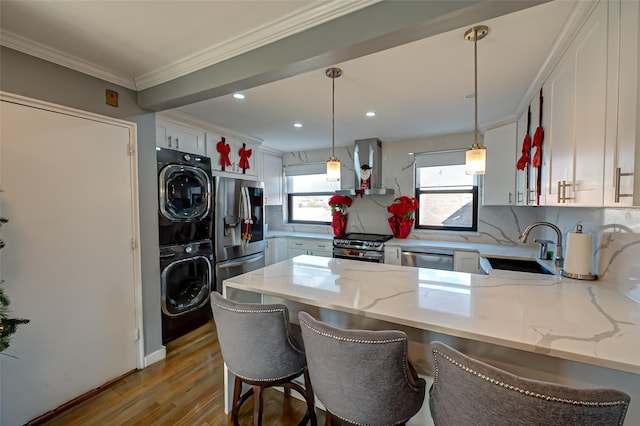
401,247,454,271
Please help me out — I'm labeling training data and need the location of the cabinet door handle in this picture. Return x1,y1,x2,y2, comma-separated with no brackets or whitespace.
557,181,562,203
168,136,172,148
560,180,573,203
517,191,523,204
175,137,180,148
614,167,634,202
295,243,303,246
508,192,513,204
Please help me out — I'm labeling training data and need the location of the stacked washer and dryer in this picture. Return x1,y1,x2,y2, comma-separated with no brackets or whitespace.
157,148,214,343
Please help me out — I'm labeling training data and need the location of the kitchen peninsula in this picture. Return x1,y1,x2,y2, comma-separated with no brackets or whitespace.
224,255,639,423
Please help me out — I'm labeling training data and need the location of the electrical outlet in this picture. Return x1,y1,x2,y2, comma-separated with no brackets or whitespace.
106,89,118,107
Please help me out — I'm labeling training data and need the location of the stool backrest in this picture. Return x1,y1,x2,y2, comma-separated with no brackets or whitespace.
429,341,630,426
211,292,305,381
299,311,426,425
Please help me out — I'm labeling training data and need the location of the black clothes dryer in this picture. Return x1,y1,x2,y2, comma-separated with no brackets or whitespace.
160,240,213,343
157,148,212,246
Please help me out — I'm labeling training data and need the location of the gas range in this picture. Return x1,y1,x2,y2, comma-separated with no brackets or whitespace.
333,233,393,262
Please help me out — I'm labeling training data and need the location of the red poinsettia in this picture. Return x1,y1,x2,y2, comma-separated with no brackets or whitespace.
328,194,353,214
387,196,419,238
387,196,419,218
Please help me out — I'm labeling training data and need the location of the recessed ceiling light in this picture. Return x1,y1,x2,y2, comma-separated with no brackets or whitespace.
365,111,376,117
233,93,245,100
293,123,303,128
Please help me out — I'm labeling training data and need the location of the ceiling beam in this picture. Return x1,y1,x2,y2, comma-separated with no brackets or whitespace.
138,0,549,112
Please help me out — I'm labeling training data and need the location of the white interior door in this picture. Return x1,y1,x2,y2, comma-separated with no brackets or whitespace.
0,96,142,425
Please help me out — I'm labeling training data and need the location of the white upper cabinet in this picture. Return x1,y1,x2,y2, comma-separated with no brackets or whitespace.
543,1,608,206
156,119,206,155
604,0,640,206
262,152,283,206
482,121,517,206
515,108,539,205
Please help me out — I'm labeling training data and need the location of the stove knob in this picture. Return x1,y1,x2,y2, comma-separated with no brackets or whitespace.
185,246,193,254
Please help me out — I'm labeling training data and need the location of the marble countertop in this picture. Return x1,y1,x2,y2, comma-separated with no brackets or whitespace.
224,255,640,374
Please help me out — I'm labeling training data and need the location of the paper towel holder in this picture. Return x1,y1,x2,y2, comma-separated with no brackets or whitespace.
560,225,598,281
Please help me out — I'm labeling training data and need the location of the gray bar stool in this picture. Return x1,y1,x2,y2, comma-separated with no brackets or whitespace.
211,292,317,426
298,311,426,425
429,341,630,425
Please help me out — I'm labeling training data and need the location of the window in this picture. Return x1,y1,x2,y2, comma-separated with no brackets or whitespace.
415,150,478,231
285,164,340,224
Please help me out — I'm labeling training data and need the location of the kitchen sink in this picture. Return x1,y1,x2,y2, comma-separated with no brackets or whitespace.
485,257,554,275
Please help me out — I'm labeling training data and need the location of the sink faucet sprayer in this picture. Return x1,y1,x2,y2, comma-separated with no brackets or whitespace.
518,222,564,268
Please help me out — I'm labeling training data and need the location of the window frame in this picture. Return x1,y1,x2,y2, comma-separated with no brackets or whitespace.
413,149,479,232
414,186,478,232
287,191,333,225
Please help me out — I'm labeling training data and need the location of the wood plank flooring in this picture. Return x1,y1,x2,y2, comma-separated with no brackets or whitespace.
35,321,325,425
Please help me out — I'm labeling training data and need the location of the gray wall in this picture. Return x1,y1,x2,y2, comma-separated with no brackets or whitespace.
1,46,163,357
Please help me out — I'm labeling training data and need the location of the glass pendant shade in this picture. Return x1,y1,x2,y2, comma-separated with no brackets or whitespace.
326,157,341,181
465,144,486,175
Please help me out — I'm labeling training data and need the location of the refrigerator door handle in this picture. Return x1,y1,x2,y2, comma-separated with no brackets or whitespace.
218,252,264,269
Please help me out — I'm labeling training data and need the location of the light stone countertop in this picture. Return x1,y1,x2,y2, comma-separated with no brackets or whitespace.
224,255,640,375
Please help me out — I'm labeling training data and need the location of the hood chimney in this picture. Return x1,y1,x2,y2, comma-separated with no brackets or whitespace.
336,138,394,196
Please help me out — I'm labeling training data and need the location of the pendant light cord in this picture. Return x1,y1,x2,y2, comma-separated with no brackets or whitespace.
474,30,478,146
332,72,336,158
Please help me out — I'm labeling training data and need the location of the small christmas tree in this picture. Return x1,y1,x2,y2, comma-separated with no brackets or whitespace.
0,217,30,354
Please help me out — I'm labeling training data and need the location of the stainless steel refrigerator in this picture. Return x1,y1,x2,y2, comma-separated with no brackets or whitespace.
213,176,265,293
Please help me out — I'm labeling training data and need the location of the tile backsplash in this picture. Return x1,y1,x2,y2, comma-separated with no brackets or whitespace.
270,136,640,290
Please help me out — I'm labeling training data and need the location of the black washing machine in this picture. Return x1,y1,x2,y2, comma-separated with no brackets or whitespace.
160,240,213,343
157,147,212,246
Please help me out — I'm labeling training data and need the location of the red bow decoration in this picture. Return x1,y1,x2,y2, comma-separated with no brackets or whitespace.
532,126,544,167
216,137,231,170
238,143,252,173
532,89,544,168
516,106,531,171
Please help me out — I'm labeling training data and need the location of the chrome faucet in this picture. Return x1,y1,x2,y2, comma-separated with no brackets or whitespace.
519,222,564,268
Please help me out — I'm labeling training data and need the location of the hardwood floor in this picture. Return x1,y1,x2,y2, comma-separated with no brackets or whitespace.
36,321,324,425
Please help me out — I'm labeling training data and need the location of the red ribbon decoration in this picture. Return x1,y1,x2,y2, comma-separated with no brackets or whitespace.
216,137,231,170
532,88,544,204
238,143,252,174
532,89,544,168
516,106,532,171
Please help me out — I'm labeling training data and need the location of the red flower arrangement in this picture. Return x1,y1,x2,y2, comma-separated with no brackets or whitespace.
328,195,353,237
387,196,419,239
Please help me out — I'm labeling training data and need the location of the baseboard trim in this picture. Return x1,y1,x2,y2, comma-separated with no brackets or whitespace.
144,346,166,367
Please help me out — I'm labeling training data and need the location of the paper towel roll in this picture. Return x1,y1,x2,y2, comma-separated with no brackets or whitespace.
564,230,593,275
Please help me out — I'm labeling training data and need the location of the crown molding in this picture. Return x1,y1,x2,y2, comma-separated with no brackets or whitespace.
0,30,137,90
134,0,380,90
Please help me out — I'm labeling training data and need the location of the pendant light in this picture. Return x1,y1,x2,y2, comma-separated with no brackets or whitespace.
464,25,489,175
326,67,342,181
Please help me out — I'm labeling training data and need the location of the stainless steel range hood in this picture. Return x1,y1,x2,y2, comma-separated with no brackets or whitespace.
336,138,394,196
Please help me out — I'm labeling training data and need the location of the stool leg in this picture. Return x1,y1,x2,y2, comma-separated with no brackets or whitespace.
304,369,317,426
324,411,332,426
231,376,242,426
252,385,263,426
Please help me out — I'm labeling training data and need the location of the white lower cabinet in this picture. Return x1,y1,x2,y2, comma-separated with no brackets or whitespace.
453,251,481,274
287,238,332,258
265,238,288,266
384,246,402,265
